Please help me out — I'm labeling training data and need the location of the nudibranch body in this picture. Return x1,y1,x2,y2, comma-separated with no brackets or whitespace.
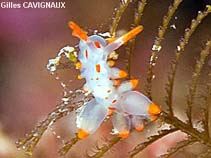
69,21,161,139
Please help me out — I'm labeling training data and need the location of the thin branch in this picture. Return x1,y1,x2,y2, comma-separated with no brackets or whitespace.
126,0,147,78
109,0,130,37
129,83,211,158
129,128,178,158
198,149,211,158
165,7,211,116
16,91,93,155
59,134,80,156
207,74,211,138
186,40,211,127
159,138,197,158
145,0,183,100
161,112,211,147
203,72,211,138
89,136,121,158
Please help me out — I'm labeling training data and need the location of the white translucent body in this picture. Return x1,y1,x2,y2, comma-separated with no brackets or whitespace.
119,91,151,117
75,34,155,136
76,99,107,134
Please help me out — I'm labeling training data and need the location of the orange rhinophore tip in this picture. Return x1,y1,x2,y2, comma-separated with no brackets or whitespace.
130,79,139,88
122,25,143,43
148,103,161,115
135,125,144,132
119,70,128,78
68,21,88,41
75,62,82,69
119,131,130,139
108,60,115,67
78,128,89,139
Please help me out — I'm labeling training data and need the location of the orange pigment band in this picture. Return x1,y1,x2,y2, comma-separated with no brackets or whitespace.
130,79,139,88
96,64,101,72
119,131,130,139
135,124,144,132
68,21,88,41
148,103,161,115
121,25,143,43
78,128,89,139
119,70,128,78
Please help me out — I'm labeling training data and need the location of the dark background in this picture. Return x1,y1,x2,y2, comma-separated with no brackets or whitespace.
0,0,210,157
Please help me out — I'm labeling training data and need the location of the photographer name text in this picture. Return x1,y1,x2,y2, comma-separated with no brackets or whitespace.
0,2,66,9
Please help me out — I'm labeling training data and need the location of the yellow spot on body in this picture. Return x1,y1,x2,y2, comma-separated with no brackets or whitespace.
77,74,83,80
78,128,89,139
108,60,115,67
75,62,82,69
119,131,130,139
119,70,128,78
69,52,77,63
148,103,161,115
106,37,116,43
